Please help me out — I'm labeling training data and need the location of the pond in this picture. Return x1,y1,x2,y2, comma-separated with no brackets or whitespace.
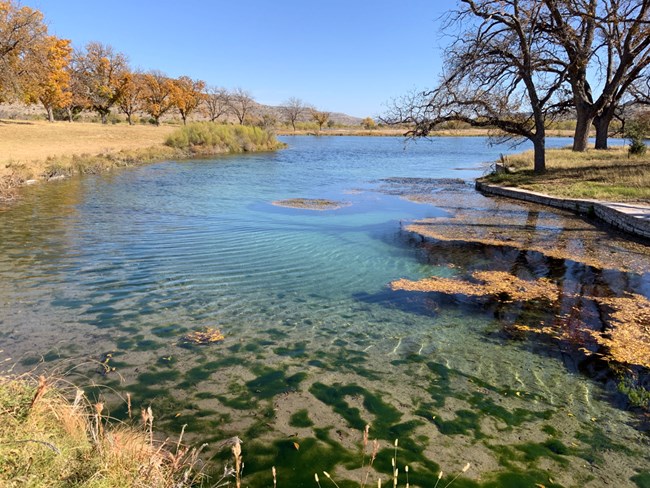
0,136,648,487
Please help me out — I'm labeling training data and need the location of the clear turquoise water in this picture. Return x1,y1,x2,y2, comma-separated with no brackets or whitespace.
0,136,648,487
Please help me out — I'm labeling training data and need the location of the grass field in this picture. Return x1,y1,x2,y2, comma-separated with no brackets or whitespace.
483,145,650,203
0,119,175,179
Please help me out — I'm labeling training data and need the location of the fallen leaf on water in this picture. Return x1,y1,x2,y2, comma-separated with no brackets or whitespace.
293,442,300,450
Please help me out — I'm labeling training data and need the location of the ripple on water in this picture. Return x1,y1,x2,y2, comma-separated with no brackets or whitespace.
0,136,647,487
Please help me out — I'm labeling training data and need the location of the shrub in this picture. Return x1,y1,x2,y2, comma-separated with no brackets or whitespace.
624,115,650,156
165,122,283,154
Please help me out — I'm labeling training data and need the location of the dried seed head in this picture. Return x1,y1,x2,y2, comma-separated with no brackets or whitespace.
462,463,471,473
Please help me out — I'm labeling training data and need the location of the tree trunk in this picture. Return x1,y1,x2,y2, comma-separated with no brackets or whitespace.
573,105,594,152
66,107,73,123
46,106,54,123
101,112,108,124
127,113,133,125
594,107,615,150
533,135,546,174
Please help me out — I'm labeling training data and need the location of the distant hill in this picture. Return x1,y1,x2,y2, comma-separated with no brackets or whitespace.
248,102,363,126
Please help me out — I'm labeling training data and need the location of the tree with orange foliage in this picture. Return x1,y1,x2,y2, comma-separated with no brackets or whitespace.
140,70,175,125
74,42,128,124
23,36,72,122
117,71,143,125
171,76,206,125
0,0,48,101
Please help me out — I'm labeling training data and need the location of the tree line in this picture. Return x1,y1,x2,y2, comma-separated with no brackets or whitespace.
384,0,650,173
0,1,341,129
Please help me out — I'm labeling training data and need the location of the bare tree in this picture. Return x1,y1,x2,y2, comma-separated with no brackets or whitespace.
542,0,650,150
310,109,330,131
281,97,306,131
384,0,567,174
228,87,255,124
204,86,230,122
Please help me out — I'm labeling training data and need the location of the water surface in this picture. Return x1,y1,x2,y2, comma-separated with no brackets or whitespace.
0,136,648,487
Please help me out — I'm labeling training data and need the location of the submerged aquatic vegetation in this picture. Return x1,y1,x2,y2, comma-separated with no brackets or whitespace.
180,327,225,345
591,294,650,369
390,271,559,303
513,293,650,370
272,198,350,210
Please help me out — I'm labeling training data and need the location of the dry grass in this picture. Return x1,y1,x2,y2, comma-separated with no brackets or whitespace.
484,145,650,202
0,119,174,179
0,374,210,487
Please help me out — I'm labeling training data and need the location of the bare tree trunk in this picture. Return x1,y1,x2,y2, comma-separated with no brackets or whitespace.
101,112,108,124
533,135,546,174
593,106,616,150
573,105,594,151
66,107,73,123
127,113,133,125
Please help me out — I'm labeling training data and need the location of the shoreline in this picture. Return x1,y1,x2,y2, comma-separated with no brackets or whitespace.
276,128,580,138
0,121,283,204
475,180,650,242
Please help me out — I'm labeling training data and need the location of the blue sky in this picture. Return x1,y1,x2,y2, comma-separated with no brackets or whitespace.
33,0,455,118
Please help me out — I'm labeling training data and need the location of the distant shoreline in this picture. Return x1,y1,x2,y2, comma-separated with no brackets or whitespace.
276,128,581,138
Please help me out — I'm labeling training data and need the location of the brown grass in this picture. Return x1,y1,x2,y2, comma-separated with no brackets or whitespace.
484,145,650,202
0,119,174,178
0,374,210,487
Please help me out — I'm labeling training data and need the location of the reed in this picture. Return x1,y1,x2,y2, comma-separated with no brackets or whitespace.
0,373,209,487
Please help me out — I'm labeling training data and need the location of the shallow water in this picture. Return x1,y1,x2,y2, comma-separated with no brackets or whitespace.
0,136,648,487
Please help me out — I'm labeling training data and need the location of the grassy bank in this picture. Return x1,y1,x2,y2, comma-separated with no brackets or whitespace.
0,121,283,202
0,374,209,487
482,145,650,203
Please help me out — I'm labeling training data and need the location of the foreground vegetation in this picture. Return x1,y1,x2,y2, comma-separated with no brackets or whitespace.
0,374,209,487
482,146,650,202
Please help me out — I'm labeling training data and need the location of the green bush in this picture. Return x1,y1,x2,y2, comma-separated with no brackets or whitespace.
165,122,283,153
625,116,649,156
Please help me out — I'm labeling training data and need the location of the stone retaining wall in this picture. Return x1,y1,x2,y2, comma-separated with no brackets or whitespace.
475,181,650,241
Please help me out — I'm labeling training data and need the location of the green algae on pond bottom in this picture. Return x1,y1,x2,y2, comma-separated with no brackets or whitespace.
289,409,314,428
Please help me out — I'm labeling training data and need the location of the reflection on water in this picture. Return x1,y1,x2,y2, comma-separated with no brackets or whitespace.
0,136,648,487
